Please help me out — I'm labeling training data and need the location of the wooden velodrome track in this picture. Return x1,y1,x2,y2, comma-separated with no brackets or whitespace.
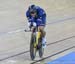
0,0,75,64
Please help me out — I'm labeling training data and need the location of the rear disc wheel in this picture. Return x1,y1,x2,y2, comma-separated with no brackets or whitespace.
38,38,44,58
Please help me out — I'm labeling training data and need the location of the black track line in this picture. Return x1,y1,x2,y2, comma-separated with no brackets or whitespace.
0,35,75,61
47,35,75,46
31,46,75,64
0,50,29,61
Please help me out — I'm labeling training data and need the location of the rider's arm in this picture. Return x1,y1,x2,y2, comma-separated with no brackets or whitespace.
26,10,32,22
37,8,46,25
26,10,36,30
26,11,36,23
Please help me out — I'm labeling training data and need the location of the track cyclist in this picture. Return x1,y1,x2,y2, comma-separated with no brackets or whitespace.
26,4,46,48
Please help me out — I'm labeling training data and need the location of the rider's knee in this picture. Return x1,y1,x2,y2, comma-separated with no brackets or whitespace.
38,26,46,37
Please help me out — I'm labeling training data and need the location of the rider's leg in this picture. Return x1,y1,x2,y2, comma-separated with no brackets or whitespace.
36,14,46,48
38,26,46,38
38,26,46,48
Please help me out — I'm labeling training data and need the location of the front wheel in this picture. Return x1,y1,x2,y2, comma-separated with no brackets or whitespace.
30,35,36,60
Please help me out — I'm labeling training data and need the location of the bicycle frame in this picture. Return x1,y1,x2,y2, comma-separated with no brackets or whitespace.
36,31,41,46
32,27,41,48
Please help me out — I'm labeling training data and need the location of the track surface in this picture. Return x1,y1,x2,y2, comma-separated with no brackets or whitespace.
0,0,75,64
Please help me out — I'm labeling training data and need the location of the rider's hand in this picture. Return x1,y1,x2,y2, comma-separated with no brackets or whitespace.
33,22,37,27
28,22,36,27
28,22,31,27
28,22,36,30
